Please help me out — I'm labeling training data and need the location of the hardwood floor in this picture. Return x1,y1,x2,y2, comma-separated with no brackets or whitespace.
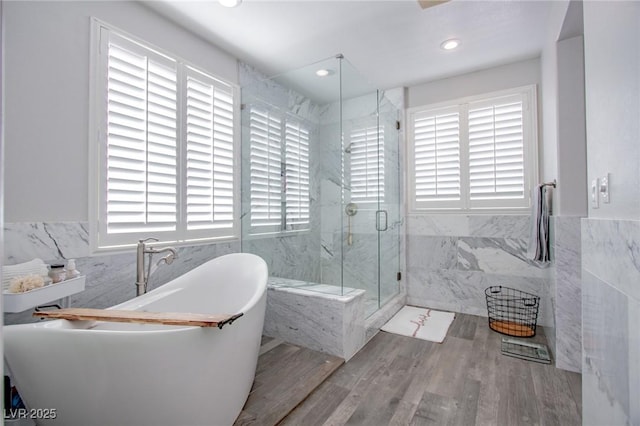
279,313,582,426
234,336,344,426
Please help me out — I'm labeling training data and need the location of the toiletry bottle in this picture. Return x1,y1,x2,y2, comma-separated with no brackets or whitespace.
49,264,66,283
66,259,80,279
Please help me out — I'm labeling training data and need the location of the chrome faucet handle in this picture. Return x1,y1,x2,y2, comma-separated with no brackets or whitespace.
139,237,159,244
158,252,177,265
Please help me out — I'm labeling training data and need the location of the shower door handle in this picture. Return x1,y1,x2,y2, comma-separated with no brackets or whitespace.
376,210,388,231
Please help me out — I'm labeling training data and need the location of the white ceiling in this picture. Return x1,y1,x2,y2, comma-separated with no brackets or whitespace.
146,0,553,95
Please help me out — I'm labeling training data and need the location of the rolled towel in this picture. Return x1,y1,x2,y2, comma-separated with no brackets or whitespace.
2,258,49,290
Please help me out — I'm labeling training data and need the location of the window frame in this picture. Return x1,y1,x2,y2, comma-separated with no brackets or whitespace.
406,85,538,215
89,18,241,253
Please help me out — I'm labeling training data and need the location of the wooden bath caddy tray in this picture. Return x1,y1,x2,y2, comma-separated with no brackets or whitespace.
33,308,243,329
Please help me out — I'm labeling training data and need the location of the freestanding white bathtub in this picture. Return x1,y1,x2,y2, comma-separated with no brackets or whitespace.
3,253,268,426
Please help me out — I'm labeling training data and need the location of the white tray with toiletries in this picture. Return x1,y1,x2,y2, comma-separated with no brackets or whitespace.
3,276,86,313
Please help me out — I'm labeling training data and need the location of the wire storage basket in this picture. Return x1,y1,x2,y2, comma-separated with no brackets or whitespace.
485,286,540,337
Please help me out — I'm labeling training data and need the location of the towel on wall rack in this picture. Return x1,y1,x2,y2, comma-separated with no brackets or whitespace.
527,183,553,263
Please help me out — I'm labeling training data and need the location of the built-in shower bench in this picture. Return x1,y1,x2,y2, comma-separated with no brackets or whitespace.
265,277,367,360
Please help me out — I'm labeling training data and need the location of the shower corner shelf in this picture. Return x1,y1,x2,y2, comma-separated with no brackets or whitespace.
3,275,86,313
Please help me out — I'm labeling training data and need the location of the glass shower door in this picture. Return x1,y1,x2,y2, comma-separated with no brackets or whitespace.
340,87,381,315
340,70,401,316
377,92,401,309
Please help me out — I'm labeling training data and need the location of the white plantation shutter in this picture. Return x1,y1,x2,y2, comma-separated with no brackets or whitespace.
350,126,384,204
468,95,524,202
103,33,178,244
411,107,461,209
94,23,238,249
185,67,236,237
284,121,310,229
247,107,311,234
249,107,283,232
408,86,537,213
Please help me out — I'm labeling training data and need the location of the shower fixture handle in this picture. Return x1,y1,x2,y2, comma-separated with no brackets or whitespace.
345,203,358,216
345,203,358,246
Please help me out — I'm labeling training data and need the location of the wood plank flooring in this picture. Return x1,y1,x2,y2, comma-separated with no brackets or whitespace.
234,337,344,426
279,313,582,426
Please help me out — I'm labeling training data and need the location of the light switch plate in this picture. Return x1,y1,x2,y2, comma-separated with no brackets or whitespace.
601,173,610,203
591,178,599,208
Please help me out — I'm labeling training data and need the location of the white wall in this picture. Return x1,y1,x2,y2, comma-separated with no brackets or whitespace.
583,1,640,220
4,1,238,223
539,0,570,188
556,36,587,216
540,0,590,217
407,57,540,108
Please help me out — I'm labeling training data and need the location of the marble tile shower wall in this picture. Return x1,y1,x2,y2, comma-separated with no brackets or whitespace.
317,98,346,287
582,219,640,425
239,63,323,282
406,214,554,327
3,222,239,324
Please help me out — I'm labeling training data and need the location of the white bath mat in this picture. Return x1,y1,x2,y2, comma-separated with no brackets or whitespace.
381,306,455,343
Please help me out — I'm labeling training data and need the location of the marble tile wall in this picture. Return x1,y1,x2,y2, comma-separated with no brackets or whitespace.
551,216,582,372
3,221,239,325
546,218,557,368
263,277,366,360
406,214,554,326
582,218,640,425
242,233,321,283
4,222,91,264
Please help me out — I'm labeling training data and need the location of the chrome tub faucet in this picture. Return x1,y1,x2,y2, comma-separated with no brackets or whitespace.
135,238,178,296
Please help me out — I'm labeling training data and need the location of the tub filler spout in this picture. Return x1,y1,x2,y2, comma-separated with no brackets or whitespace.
136,237,178,296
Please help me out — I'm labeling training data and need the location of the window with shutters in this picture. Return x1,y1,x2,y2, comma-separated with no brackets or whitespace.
91,21,239,250
284,121,310,230
248,105,310,235
407,85,538,213
249,107,283,233
349,126,384,204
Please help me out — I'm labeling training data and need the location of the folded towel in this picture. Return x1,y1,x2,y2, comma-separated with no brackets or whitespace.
2,258,49,290
527,184,553,262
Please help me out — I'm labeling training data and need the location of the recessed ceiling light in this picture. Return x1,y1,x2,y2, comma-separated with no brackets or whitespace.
316,69,334,77
219,0,242,7
440,39,460,51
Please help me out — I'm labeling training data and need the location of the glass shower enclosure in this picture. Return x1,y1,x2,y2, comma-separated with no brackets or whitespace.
240,55,400,317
